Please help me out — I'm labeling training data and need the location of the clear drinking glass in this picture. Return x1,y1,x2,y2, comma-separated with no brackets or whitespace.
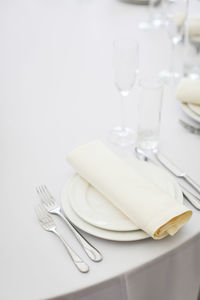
139,0,167,30
136,77,163,152
183,0,200,79
159,0,188,82
111,38,139,147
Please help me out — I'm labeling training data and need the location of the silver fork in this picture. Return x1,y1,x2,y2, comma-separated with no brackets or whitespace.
35,204,89,273
36,185,103,262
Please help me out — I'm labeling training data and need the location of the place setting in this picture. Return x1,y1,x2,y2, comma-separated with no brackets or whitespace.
34,20,200,275
35,130,199,273
176,78,200,125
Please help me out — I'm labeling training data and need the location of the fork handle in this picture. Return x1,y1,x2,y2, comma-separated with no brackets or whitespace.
58,212,103,262
53,230,89,273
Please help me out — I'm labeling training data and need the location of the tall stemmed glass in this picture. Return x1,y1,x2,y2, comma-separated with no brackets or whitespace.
159,0,188,82
111,39,139,147
183,0,200,79
139,0,166,30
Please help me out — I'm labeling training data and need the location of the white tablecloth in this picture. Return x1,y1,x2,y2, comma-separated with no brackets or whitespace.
0,0,200,299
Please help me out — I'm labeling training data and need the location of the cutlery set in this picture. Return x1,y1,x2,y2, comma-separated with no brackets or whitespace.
135,147,200,210
155,153,200,195
35,185,102,273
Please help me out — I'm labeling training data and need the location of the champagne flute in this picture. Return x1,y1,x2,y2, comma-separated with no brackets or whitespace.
183,0,200,79
139,0,166,30
159,0,188,82
110,38,139,147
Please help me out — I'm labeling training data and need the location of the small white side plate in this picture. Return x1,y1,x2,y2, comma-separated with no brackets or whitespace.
188,103,200,116
121,0,161,5
181,103,200,123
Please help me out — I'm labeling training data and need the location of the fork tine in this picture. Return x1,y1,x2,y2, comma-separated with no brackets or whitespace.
36,187,47,203
35,204,56,232
42,185,55,206
36,189,51,211
35,204,45,220
35,205,41,218
43,185,56,206
35,204,53,223
35,203,45,217
38,185,55,206
36,187,42,199
39,186,49,202
41,185,54,204
37,186,51,206
44,185,54,199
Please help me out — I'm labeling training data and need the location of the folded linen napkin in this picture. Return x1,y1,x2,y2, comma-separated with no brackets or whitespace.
174,14,200,37
189,17,200,37
67,141,192,239
176,78,200,105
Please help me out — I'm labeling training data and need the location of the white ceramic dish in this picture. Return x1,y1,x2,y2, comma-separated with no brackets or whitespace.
121,0,160,5
121,0,148,5
61,160,183,241
181,103,200,123
69,160,182,232
61,177,149,241
188,103,200,116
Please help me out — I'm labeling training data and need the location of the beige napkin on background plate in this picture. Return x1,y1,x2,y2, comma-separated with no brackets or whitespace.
176,78,200,105
175,14,200,38
67,141,192,240
189,17,200,37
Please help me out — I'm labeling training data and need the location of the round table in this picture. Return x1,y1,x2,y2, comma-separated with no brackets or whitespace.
0,0,200,299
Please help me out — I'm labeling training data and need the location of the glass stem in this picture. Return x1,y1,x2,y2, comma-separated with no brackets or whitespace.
121,94,126,130
170,42,176,74
148,0,154,23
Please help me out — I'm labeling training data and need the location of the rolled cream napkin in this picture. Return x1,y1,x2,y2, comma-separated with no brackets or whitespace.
67,141,192,239
174,14,200,37
189,17,200,37
176,78,200,105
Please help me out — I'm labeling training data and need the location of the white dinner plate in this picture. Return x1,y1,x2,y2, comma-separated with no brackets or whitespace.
188,103,200,116
61,177,149,242
122,0,149,5
181,103,200,123
121,0,161,5
68,160,183,232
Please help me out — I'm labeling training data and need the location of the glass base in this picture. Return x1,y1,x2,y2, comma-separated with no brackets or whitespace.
109,127,135,147
187,73,200,80
139,22,152,30
139,20,165,30
152,19,165,28
136,131,159,152
186,73,200,80
136,140,158,152
183,66,200,80
135,146,158,162
159,70,181,84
